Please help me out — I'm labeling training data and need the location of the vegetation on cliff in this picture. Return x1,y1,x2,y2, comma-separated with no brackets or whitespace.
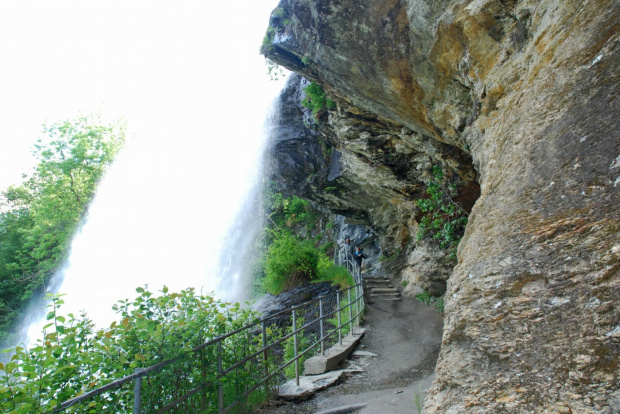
0,116,125,344
301,82,336,118
415,166,468,258
254,186,352,296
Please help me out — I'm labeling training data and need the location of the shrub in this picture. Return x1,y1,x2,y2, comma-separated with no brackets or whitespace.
316,265,355,289
0,288,265,413
415,165,468,257
263,231,320,295
301,82,336,117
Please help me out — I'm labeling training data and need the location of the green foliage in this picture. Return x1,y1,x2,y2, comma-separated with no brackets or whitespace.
0,288,266,413
315,265,355,289
264,58,285,81
301,82,336,117
261,7,289,57
257,186,346,296
413,384,424,413
0,115,125,343
262,231,321,295
272,7,285,18
415,290,444,313
264,189,316,233
415,166,468,256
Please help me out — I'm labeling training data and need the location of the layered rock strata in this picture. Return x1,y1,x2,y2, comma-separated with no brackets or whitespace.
263,0,620,412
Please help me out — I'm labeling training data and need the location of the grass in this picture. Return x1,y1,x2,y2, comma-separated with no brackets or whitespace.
315,265,355,289
413,384,424,413
415,290,444,313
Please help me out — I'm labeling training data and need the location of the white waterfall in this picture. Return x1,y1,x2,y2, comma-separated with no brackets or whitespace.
0,0,288,347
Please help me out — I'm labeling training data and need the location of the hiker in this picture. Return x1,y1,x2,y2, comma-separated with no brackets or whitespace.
354,246,364,268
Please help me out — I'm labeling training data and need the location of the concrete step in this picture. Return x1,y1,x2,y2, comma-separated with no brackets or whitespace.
370,292,400,297
367,286,394,291
377,297,402,301
364,280,389,285
372,288,398,294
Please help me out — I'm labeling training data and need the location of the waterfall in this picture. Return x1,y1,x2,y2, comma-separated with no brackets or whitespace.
0,0,288,349
214,99,281,301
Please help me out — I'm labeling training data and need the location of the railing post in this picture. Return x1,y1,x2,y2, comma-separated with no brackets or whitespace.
133,368,142,414
337,291,342,345
292,308,299,386
319,296,325,356
355,284,360,327
353,284,359,328
348,288,353,334
262,321,269,396
218,340,224,414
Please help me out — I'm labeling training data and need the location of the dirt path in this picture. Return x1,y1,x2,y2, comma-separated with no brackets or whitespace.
258,279,444,414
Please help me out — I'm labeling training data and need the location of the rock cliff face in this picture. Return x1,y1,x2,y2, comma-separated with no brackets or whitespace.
263,0,619,412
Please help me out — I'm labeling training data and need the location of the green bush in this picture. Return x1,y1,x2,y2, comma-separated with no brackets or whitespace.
415,166,468,257
301,82,335,117
316,265,355,289
263,231,320,295
0,288,266,413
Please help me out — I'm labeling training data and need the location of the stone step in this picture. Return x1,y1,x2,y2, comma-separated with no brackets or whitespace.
372,288,398,294
377,297,401,301
370,292,400,297
363,275,389,280
364,279,390,284
367,286,394,291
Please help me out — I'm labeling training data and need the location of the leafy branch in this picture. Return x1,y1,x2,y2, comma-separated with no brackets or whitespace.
415,166,468,257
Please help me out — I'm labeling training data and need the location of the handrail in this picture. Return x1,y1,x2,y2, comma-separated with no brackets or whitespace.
52,246,365,413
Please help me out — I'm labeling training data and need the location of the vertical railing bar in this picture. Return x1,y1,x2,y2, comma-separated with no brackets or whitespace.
353,282,358,328
218,340,224,414
319,296,325,356
262,321,269,397
356,282,361,327
348,288,353,334
133,368,142,414
292,308,299,386
337,291,342,345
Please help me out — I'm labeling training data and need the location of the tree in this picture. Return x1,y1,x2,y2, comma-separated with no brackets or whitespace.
0,115,125,342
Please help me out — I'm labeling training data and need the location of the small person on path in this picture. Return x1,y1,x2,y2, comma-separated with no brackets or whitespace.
354,246,364,268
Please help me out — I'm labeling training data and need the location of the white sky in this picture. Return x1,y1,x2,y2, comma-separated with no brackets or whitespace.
0,0,285,190
0,1,291,332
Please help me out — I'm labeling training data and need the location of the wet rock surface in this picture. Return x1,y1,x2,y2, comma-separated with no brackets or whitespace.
255,282,338,319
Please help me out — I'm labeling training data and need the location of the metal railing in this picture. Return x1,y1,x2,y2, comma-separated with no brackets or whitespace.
53,250,365,414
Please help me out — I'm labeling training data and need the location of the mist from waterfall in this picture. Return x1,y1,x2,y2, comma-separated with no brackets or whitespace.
0,0,288,348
